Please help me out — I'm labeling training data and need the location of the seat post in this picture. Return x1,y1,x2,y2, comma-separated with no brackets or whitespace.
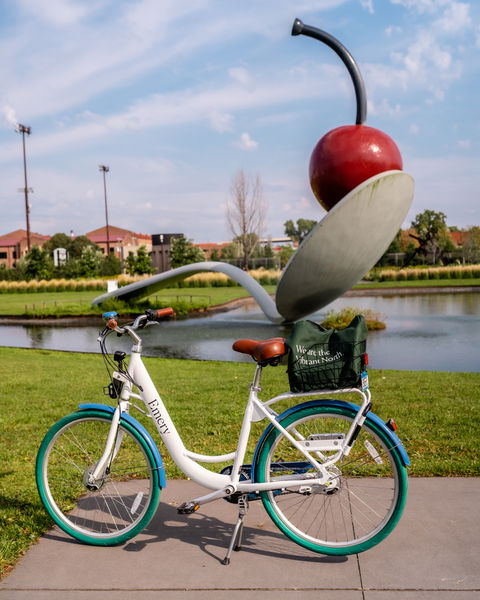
251,364,263,391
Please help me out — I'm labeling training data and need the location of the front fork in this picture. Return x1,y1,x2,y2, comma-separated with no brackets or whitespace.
86,399,129,488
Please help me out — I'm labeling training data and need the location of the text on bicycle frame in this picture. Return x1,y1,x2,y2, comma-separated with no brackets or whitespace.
147,399,170,434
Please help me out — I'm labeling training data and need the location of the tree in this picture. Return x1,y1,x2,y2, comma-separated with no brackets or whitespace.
42,233,71,256
220,242,238,260
125,251,137,275
43,233,99,261
284,218,317,244
463,226,480,263
227,170,266,270
408,210,451,265
169,236,205,268
278,245,295,268
24,245,53,280
375,229,403,267
69,235,100,259
99,254,122,276
133,245,154,274
78,246,102,277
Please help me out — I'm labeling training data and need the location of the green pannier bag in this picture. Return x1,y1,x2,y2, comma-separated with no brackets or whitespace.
285,314,368,392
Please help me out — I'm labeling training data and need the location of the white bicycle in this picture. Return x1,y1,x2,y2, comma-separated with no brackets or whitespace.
36,308,409,564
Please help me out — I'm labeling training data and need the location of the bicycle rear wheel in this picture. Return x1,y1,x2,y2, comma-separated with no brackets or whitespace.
254,403,407,555
36,410,161,545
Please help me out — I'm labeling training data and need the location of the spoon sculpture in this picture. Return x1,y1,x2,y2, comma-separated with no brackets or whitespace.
93,20,414,323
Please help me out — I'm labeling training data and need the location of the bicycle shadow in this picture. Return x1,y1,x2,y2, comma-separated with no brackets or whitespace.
121,497,348,565
41,483,349,566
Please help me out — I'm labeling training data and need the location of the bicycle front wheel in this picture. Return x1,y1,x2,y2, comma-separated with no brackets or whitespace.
36,410,161,546
254,404,407,555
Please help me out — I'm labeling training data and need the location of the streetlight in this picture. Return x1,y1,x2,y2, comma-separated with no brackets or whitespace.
16,123,32,252
98,165,111,257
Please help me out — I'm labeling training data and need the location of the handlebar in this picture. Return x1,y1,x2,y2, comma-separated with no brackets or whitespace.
100,307,174,343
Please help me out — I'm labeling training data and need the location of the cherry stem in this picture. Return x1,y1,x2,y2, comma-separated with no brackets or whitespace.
292,18,367,125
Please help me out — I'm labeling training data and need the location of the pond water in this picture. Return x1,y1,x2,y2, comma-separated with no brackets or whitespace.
1,292,479,372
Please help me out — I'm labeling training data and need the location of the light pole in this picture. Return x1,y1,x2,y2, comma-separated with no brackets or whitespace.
99,165,111,257
16,124,32,252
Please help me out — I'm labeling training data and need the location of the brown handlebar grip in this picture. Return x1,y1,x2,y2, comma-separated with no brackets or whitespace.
146,307,175,321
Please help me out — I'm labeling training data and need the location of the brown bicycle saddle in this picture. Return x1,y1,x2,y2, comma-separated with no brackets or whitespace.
232,337,286,366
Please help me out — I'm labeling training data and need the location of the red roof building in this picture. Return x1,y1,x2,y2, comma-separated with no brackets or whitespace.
194,242,229,259
84,226,152,261
448,230,469,247
0,229,50,269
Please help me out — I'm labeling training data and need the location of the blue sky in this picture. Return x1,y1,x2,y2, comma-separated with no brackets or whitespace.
1,0,479,243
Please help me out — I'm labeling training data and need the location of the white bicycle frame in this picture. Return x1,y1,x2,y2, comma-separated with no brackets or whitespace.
93,321,371,507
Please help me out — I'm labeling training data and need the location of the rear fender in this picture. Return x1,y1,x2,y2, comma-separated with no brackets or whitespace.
78,403,166,488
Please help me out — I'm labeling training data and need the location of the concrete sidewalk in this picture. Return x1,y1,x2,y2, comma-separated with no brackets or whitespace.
1,478,479,599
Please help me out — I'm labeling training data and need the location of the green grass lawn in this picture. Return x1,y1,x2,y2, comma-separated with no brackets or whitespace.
0,291,100,315
0,286,277,317
355,278,480,289
0,346,479,577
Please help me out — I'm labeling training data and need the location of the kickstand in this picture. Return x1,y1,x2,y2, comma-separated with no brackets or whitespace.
222,494,249,565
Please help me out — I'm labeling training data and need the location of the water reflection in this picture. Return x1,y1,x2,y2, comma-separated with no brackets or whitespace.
0,293,479,372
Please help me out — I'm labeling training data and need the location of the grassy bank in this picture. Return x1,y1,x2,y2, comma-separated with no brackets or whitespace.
0,347,479,577
354,278,480,289
0,286,276,317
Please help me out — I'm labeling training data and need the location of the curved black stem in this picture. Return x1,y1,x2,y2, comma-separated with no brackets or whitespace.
292,18,367,125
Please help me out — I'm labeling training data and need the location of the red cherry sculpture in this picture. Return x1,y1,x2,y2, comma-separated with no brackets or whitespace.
292,18,403,211
309,125,403,211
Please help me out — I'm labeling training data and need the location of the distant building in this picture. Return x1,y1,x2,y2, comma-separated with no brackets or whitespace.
85,226,152,263
449,230,469,247
194,242,230,259
0,229,50,269
259,236,296,250
151,233,184,272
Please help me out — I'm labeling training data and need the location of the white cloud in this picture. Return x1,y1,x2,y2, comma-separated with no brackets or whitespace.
16,0,91,26
209,111,235,133
236,132,258,150
0,62,345,161
434,2,472,33
368,98,401,117
409,123,419,134
385,25,402,36
228,67,252,86
390,0,444,15
360,0,374,14
458,139,471,149
2,105,18,127
403,33,452,74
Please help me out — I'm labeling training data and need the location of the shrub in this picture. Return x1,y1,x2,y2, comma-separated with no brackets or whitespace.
16,281,29,293
379,270,396,282
27,281,41,292
321,307,386,331
406,269,418,280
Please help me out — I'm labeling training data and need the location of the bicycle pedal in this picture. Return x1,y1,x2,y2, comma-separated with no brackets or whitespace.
177,501,200,515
